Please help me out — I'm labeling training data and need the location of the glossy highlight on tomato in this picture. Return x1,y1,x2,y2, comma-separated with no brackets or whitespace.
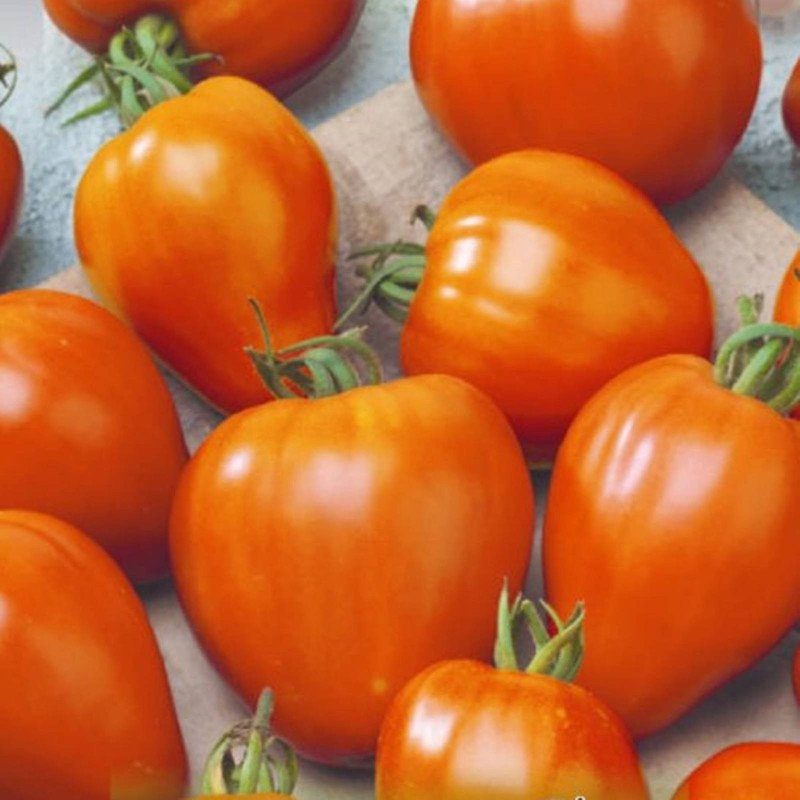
0,289,187,583
672,742,800,799
75,76,336,414
400,150,713,463
544,353,800,737
0,510,186,800
411,0,762,204
44,0,365,96
171,374,535,763
0,124,22,262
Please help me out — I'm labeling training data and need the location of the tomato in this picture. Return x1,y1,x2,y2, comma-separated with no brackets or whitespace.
75,76,336,414
355,150,713,463
170,374,535,763
0,290,187,583
0,510,186,800
772,249,800,418
0,125,21,262
784,59,800,147
543,339,800,737
376,588,648,800
43,0,365,98
410,0,762,204
672,743,800,799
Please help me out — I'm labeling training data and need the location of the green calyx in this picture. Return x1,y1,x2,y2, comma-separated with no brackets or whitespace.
0,44,17,108
46,14,217,127
245,299,383,400
334,205,436,331
714,295,800,414
493,580,585,682
200,690,298,796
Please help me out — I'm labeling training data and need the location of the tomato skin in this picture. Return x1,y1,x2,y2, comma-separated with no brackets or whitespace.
0,290,187,583
411,0,762,204
376,660,648,800
401,150,713,463
43,0,365,96
75,77,336,414
672,743,800,799
0,124,22,262
0,510,186,800
170,374,535,763
543,355,800,737
783,59,800,147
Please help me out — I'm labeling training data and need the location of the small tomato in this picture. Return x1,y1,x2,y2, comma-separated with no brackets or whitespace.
783,59,800,147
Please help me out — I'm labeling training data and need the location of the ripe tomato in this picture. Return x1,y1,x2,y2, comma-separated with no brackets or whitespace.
43,0,365,97
75,77,336,414
171,374,535,763
0,124,21,263
376,589,648,800
0,290,187,583
0,510,186,800
772,249,800,418
411,0,762,204
672,743,800,799
544,349,800,737
784,59,800,147
395,150,713,463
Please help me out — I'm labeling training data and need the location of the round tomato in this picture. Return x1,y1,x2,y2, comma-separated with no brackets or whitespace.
410,0,762,204
44,0,365,98
0,290,187,583
544,339,800,737
171,374,535,763
0,510,186,800
772,249,800,418
672,743,800,799
377,589,648,800
351,150,713,463
0,124,21,262
784,59,800,147
75,76,336,414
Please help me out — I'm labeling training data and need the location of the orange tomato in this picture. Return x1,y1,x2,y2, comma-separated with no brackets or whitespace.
411,0,762,204
171,375,534,763
0,290,187,583
43,0,365,96
784,59,800,147
773,249,800,418
544,354,800,737
399,150,713,463
672,743,800,799
75,77,336,414
0,124,22,262
0,510,186,800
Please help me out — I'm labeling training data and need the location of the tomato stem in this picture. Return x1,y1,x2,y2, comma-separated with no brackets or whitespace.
46,14,217,127
199,689,298,795
493,581,585,682
0,44,17,108
335,207,435,331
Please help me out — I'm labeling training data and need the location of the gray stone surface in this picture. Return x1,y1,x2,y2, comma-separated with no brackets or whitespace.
0,3,798,292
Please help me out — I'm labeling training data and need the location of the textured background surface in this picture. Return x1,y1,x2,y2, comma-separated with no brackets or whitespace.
0,2,798,292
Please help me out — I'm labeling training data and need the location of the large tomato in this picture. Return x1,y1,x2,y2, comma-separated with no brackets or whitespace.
170,374,535,764
361,150,713,463
543,342,800,737
0,510,186,800
784,58,800,147
0,290,187,583
672,743,800,799
43,0,365,97
75,76,336,414
410,0,762,204
376,590,648,800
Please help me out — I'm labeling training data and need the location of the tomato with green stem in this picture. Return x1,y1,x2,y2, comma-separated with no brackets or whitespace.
75,76,337,414
0,45,22,262
0,289,187,583
544,300,800,738
376,585,649,800
170,360,535,764
44,1,365,125
342,150,713,464
672,743,800,799
410,0,762,204
0,510,186,800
